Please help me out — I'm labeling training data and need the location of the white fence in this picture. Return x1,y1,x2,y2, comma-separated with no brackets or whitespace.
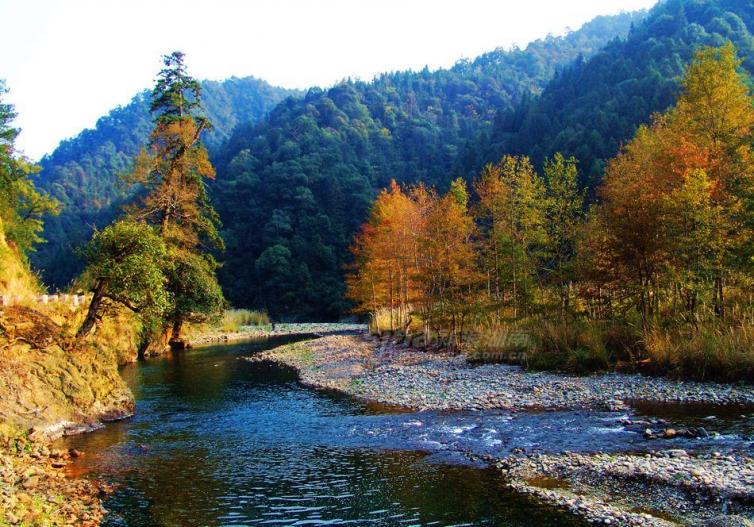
0,294,89,307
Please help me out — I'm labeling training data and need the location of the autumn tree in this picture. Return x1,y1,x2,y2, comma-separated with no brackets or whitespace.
125,52,224,344
473,155,547,320
587,43,754,326
667,42,754,317
347,180,421,332
417,178,479,346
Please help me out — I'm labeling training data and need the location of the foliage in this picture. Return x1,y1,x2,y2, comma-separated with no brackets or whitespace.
125,52,226,340
164,249,225,330
77,220,169,338
347,179,479,346
350,42,754,382
32,76,297,288
0,81,57,258
581,42,754,327
210,12,642,319
476,0,754,188
473,155,548,319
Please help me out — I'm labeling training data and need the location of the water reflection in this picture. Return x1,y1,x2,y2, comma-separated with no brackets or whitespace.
62,338,583,526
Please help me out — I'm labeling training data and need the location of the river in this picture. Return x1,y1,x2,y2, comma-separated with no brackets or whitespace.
60,336,753,526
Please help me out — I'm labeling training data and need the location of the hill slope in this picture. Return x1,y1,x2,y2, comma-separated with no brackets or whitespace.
31,76,299,287
212,11,643,318
471,0,754,187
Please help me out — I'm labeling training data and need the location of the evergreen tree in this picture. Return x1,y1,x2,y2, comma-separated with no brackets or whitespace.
126,52,225,344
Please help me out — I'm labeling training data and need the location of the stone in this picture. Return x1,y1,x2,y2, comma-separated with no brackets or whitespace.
21,475,40,489
663,428,677,439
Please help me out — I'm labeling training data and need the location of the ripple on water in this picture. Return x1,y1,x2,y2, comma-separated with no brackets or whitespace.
60,340,585,527
58,340,751,526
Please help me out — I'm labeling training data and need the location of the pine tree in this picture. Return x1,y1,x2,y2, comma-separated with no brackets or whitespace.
125,52,224,346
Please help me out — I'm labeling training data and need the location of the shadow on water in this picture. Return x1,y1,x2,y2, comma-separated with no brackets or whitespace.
61,337,585,527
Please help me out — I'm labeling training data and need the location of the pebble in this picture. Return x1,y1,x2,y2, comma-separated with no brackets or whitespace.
252,333,754,527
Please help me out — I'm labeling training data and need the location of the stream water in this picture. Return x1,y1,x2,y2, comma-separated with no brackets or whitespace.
60,337,754,526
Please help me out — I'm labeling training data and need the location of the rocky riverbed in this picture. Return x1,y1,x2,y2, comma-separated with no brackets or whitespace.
250,333,754,526
0,427,111,526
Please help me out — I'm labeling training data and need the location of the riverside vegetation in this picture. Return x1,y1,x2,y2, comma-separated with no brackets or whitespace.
3,1,754,525
347,43,754,383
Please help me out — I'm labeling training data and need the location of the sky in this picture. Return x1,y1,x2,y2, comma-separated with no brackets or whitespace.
1,0,657,160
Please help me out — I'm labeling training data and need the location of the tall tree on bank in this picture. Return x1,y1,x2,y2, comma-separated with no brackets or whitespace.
126,52,224,347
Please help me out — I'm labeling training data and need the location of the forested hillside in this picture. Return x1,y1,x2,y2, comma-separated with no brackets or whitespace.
470,0,754,187
212,12,643,318
31,76,298,287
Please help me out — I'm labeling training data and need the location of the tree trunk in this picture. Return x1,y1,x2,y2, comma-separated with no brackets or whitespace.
714,276,725,319
77,280,106,339
171,318,184,341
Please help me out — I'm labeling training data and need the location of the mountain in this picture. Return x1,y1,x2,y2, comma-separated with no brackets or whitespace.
469,0,754,188
210,11,645,319
31,76,299,287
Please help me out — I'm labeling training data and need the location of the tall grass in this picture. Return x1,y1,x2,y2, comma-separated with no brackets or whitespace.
469,319,643,374
645,325,754,382
220,309,270,332
369,306,419,334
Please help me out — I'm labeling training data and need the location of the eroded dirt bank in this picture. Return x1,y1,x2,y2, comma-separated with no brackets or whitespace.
0,306,135,526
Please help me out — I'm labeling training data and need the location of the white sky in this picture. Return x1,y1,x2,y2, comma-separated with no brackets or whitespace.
1,0,657,160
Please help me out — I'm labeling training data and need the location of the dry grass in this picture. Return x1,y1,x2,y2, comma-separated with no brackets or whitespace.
219,309,270,332
369,306,421,334
469,319,643,374
645,324,754,382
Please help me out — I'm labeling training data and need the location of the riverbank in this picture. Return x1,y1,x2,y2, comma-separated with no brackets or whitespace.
0,304,135,527
250,334,754,526
0,427,110,526
185,322,365,347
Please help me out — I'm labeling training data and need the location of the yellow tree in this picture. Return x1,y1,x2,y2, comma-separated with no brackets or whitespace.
417,178,479,346
473,155,547,320
347,180,421,332
587,43,754,326
667,42,754,317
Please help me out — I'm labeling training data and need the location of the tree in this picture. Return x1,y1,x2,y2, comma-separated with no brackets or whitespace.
77,221,169,338
587,43,754,326
473,156,547,320
125,52,224,343
0,81,57,257
667,42,754,317
542,153,584,316
417,178,479,346
347,180,422,332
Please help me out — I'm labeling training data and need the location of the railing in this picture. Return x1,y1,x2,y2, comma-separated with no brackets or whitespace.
0,294,90,307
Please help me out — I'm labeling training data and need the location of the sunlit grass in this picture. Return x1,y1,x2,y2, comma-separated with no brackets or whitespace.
219,309,270,332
